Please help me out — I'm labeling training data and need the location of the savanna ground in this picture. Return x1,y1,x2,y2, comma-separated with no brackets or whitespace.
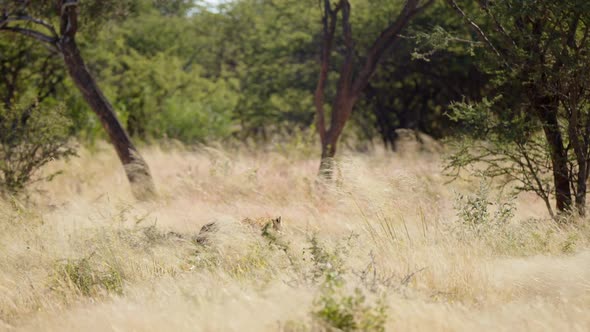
1,139,590,331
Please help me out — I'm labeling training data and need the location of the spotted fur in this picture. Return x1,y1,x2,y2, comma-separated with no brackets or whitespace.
241,216,282,232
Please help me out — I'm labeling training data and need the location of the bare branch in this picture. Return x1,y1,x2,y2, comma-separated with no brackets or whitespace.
352,0,433,96
0,15,58,38
565,13,580,50
476,0,517,50
517,142,555,219
445,0,503,59
577,20,590,54
414,0,435,13
0,26,57,50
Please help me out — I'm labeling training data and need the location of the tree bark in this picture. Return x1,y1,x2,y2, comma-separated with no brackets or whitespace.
56,0,155,199
575,177,587,217
536,102,572,214
568,108,588,217
318,99,354,178
59,37,156,199
319,137,337,178
314,0,432,179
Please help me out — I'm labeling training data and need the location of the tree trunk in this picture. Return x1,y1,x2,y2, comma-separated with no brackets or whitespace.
319,133,338,179
313,0,431,179
318,100,354,179
59,38,156,199
573,150,587,216
548,137,572,213
536,104,572,213
575,184,587,217
568,108,588,217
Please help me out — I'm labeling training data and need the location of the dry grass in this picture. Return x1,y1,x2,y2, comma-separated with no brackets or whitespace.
1,142,589,331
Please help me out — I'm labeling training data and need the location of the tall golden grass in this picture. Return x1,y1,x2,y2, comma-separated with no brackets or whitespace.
1,142,589,331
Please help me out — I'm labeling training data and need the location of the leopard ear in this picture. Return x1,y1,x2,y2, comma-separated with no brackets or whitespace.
273,216,281,228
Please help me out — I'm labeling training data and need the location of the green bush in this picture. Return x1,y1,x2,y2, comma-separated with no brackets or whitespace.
302,235,387,331
453,182,515,237
313,284,387,332
55,256,124,297
303,235,346,284
0,103,76,194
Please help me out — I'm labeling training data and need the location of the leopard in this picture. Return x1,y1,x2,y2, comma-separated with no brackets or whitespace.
193,216,282,245
241,216,282,233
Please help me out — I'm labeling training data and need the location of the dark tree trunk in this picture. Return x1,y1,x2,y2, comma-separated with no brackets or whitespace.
576,180,587,217
318,98,354,178
366,83,398,151
319,137,337,178
536,102,572,213
568,106,588,217
546,130,572,213
59,37,155,199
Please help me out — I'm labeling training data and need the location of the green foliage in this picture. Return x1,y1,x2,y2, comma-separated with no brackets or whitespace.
0,102,75,194
6,0,140,29
444,0,590,216
303,235,347,284
4,0,493,148
447,184,581,256
63,0,477,145
561,234,578,254
65,5,238,143
445,97,554,208
0,33,64,109
221,0,319,138
299,235,388,331
453,182,515,237
313,281,387,332
356,1,489,148
447,97,501,139
55,255,124,297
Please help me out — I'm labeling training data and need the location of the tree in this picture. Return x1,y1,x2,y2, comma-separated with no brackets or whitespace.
444,0,590,218
0,33,64,110
0,0,155,199
0,102,76,194
357,4,489,150
81,4,236,143
314,0,434,178
213,0,320,140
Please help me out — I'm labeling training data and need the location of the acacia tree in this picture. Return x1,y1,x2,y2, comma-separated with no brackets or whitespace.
444,0,590,218
1,34,64,110
0,0,155,199
314,0,434,177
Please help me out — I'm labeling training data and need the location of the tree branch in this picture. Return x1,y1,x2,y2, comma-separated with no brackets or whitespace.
517,142,555,219
565,13,580,51
476,0,517,50
1,15,58,38
0,26,58,50
335,0,354,98
60,0,79,38
352,0,433,96
327,0,356,137
577,20,590,54
445,0,503,59
314,0,339,145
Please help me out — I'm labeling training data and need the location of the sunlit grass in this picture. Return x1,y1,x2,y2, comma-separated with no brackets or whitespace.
1,141,589,331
